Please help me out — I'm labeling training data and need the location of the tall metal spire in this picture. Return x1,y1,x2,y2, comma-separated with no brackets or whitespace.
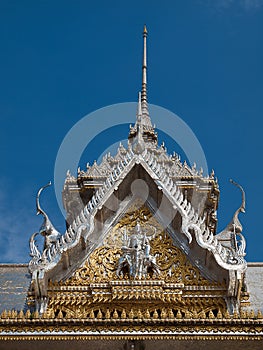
132,92,145,154
137,91,142,118
128,25,157,148
141,25,149,118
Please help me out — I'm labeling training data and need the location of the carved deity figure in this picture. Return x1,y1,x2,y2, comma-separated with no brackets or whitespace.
116,220,159,279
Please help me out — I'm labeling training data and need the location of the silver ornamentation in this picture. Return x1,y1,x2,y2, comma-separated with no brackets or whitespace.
116,221,160,279
36,182,61,249
217,179,246,259
28,232,41,272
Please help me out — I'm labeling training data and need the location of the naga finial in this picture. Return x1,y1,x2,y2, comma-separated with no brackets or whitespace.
217,179,247,259
36,181,61,249
230,179,245,212
228,179,246,233
36,181,51,217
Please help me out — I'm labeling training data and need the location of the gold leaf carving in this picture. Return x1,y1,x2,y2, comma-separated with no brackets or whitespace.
45,203,227,320
66,204,223,287
68,246,122,284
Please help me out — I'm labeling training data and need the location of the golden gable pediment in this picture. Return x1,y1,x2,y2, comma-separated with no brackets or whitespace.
43,203,227,321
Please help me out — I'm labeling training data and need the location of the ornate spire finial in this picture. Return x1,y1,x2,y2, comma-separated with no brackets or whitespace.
132,92,145,154
128,26,157,147
141,25,149,118
137,91,142,119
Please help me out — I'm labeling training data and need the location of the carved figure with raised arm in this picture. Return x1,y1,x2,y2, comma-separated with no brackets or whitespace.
116,220,160,279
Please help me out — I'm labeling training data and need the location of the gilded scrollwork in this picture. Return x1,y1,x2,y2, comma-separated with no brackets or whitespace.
104,202,160,247
42,205,229,321
68,231,221,286
73,246,122,283
151,232,221,286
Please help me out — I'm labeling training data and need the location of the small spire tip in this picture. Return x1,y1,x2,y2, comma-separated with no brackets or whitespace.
143,24,148,35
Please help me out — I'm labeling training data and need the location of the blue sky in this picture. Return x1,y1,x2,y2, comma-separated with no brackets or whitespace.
0,0,262,262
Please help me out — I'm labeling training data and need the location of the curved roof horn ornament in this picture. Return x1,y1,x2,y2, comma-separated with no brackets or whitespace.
227,179,246,234
36,181,61,249
217,179,246,259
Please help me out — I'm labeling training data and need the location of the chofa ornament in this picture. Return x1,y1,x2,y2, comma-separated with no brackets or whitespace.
29,182,62,272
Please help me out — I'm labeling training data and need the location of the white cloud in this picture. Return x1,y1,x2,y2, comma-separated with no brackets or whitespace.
0,186,40,263
0,178,66,263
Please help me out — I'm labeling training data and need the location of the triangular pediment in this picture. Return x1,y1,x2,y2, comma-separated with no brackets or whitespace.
64,201,224,287
29,149,246,311
44,201,227,320
56,177,217,285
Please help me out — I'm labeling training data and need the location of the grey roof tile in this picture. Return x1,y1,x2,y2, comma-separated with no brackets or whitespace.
0,264,31,312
